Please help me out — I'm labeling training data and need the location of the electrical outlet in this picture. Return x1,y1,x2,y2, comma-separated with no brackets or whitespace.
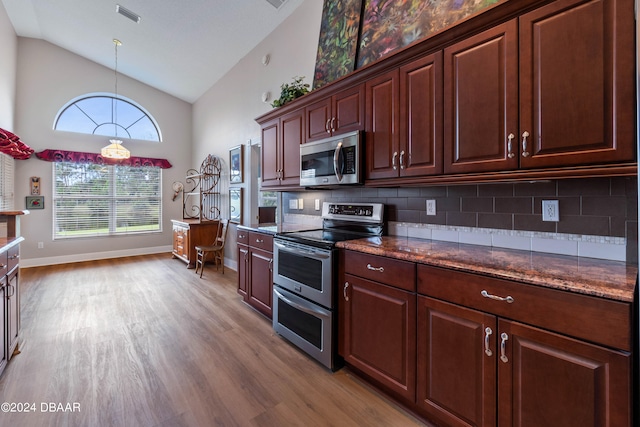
542,200,560,222
298,198,304,210
426,199,436,216
37,242,44,249
288,199,298,210
315,199,320,211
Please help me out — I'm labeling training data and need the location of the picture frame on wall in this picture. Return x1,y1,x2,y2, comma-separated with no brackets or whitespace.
229,145,243,183
229,188,243,224
26,196,44,210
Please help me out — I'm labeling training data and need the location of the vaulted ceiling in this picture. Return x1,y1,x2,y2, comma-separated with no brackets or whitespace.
1,0,304,103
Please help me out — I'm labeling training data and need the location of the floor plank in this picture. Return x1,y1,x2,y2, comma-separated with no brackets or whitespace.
0,254,430,426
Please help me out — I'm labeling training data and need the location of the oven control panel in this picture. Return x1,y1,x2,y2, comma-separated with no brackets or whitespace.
322,202,384,222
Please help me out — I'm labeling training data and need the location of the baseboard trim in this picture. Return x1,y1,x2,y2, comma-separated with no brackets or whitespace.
21,245,174,268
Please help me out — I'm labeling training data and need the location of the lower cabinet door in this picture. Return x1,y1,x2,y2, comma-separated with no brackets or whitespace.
341,274,416,402
237,244,249,298
0,279,7,375
417,296,496,427
6,268,19,358
248,248,273,318
498,319,632,427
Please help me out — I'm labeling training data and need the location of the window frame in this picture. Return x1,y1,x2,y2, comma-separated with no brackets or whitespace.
52,161,163,239
53,93,162,142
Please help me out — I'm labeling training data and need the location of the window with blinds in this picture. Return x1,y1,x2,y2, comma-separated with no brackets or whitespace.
0,153,15,211
53,162,162,238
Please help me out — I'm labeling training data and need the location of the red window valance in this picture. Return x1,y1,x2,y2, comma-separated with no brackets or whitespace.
35,149,172,169
0,128,35,160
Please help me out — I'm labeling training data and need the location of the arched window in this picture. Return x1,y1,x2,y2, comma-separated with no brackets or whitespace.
54,94,162,142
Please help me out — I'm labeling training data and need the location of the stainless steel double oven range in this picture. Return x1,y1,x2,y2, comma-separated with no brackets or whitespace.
272,202,385,370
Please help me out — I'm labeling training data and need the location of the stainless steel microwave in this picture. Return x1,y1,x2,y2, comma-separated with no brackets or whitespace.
300,130,363,187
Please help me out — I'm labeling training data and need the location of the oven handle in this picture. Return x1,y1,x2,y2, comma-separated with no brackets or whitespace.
274,288,329,317
274,241,331,259
333,141,343,182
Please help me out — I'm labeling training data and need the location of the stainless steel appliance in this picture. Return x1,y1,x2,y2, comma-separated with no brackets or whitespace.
272,202,384,370
299,130,363,187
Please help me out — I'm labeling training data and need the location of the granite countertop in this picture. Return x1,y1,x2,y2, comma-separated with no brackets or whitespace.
337,236,638,303
238,223,320,235
0,236,25,252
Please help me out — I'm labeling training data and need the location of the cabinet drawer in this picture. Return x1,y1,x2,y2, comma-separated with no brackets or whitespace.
249,232,273,252
344,250,416,292
7,245,19,272
418,265,632,351
237,229,249,244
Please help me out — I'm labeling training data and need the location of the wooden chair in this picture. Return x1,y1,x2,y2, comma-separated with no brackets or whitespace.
194,219,229,277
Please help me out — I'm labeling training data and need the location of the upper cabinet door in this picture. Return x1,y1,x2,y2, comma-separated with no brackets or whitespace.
399,52,444,177
444,20,519,174
306,85,364,142
332,84,365,136
306,98,332,142
260,118,280,188
280,109,304,187
518,0,635,168
365,69,400,180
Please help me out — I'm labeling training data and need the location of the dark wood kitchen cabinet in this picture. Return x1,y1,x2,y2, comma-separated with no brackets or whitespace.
6,266,20,360
237,229,274,318
236,229,249,299
417,265,631,427
444,0,635,174
1,240,22,378
0,275,7,376
171,219,219,268
305,84,364,142
340,250,417,402
261,108,303,189
366,52,443,181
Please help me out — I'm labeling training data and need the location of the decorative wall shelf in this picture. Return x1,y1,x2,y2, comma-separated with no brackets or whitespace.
183,154,222,221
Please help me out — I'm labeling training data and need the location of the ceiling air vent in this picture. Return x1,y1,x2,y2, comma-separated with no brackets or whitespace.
116,4,141,23
265,0,288,9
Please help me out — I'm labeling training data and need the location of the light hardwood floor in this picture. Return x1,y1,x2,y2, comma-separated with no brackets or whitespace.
0,254,430,427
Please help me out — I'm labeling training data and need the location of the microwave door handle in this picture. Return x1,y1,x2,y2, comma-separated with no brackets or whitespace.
274,288,329,317
333,141,343,182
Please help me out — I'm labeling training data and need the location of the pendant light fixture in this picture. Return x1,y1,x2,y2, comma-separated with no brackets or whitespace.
101,38,131,159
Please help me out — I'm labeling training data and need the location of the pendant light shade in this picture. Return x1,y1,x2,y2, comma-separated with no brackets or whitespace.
101,139,130,159
102,39,130,159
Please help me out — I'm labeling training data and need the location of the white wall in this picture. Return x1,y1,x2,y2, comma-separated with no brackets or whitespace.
192,0,323,267
14,38,193,266
0,4,17,128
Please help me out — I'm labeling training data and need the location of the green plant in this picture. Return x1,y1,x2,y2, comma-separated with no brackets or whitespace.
271,76,310,108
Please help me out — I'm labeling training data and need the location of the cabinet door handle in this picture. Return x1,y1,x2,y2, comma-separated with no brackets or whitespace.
521,131,530,157
8,254,19,260
325,119,331,134
392,151,398,170
484,327,493,357
269,259,273,272
507,133,515,158
343,282,349,301
330,117,336,132
500,332,509,363
481,290,514,304
399,150,405,170
366,263,384,273
256,238,264,243
238,234,245,239
7,284,14,298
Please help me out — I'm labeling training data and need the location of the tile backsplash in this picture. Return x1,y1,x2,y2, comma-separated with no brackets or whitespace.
283,177,638,263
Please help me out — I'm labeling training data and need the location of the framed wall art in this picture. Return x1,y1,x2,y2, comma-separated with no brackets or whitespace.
26,196,44,210
229,145,244,184
229,188,243,224
30,176,41,195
